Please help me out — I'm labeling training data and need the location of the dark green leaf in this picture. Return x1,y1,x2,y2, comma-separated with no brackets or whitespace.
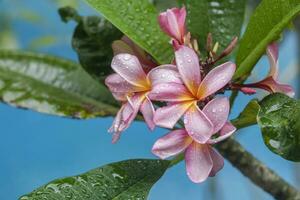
185,0,246,51
257,93,300,161
20,159,170,200
0,50,118,119
59,7,123,80
234,0,300,80
232,99,260,129
84,0,173,64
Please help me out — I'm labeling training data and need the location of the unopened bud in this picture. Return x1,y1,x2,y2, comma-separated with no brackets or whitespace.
206,33,213,52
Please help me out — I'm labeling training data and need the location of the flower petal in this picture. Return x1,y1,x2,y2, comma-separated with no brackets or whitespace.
147,65,182,86
185,143,213,183
266,43,279,78
184,105,214,144
111,92,127,101
158,7,186,42
197,62,236,99
111,54,148,88
109,93,145,143
208,147,224,177
208,122,236,144
149,82,194,102
175,46,201,96
105,73,145,93
154,101,193,129
152,129,192,159
140,96,155,131
261,77,295,97
203,97,230,133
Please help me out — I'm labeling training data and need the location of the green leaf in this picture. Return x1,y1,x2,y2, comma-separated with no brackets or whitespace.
84,0,173,64
234,0,300,80
231,99,260,129
185,0,246,51
0,50,118,119
257,93,300,161
59,7,123,80
20,159,170,200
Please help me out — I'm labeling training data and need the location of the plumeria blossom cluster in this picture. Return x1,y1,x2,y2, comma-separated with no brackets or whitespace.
105,7,295,183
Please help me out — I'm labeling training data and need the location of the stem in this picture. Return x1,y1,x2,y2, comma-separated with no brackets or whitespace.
216,138,300,200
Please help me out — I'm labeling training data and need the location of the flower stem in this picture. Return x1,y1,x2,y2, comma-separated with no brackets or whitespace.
216,138,300,200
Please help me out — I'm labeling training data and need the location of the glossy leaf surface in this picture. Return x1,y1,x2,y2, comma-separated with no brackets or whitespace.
20,159,170,200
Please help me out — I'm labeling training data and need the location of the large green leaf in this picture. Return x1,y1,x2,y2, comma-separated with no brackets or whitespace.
84,0,173,64
234,0,300,80
231,99,260,129
257,93,300,161
0,50,118,119
59,7,123,81
185,0,246,51
20,159,170,200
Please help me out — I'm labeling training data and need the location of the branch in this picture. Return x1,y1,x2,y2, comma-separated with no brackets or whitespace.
216,138,300,200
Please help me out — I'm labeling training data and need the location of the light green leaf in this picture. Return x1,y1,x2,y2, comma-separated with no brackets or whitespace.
84,0,173,64
20,159,170,200
0,50,118,119
234,0,300,80
185,0,246,51
231,99,260,129
257,93,300,161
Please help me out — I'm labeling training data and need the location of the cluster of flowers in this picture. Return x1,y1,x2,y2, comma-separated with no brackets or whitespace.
105,7,294,183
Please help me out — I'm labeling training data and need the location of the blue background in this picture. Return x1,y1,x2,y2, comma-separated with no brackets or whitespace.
0,0,299,199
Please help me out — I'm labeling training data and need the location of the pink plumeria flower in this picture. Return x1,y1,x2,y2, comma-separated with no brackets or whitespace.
105,53,157,143
245,43,295,97
158,7,186,47
148,46,236,144
152,98,236,183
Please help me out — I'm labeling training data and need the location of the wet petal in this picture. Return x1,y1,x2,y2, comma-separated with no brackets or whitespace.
149,82,194,102
147,65,182,86
175,46,201,95
111,92,127,101
197,62,236,99
208,147,224,177
184,105,214,144
266,43,279,78
152,129,192,159
105,73,146,93
154,101,193,129
158,7,186,42
185,142,213,183
111,54,148,88
203,97,230,133
208,122,236,144
140,97,155,131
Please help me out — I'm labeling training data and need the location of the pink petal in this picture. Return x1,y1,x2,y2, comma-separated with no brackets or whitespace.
105,73,146,93
152,129,192,159
111,54,149,88
147,65,182,86
158,7,186,42
140,96,155,131
208,122,236,144
266,43,279,78
175,46,201,96
149,82,194,102
184,105,214,144
261,77,295,97
111,92,127,101
197,62,236,99
154,101,193,129
109,93,145,143
185,142,213,183
208,147,224,177
203,97,230,133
